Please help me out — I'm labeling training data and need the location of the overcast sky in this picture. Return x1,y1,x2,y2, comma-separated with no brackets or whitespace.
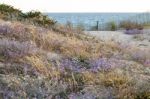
0,0,150,12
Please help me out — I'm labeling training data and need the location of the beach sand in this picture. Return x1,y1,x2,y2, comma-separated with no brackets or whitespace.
85,31,150,49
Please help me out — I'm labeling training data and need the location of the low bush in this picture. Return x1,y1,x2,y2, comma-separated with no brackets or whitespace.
0,39,38,59
125,29,143,34
0,4,56,28
120,20,143,30
22,11,56,27
106,21,117,31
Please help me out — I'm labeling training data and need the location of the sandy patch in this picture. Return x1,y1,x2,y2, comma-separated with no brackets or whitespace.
85,31,150,49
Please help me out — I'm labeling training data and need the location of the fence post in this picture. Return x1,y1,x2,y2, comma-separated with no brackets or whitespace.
96,21,99,31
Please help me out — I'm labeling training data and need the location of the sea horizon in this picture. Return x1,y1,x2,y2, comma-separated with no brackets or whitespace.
47,13,149,30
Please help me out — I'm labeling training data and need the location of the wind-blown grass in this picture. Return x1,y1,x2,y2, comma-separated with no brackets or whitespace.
0,18,149,98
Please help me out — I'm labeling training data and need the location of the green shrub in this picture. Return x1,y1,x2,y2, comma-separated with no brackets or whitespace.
0,4,22,20
0,4,56,28
0,4,21,14
107,21,117,31
21,11,56,27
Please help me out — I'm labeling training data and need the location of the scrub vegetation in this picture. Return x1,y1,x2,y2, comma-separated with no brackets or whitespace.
0,4,150,99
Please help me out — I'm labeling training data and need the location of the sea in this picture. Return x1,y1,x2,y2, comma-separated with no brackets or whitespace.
47,13,150,30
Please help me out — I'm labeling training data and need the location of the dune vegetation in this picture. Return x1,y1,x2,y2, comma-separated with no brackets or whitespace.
0,4,150,99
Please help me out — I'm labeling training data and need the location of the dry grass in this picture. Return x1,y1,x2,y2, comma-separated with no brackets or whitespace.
0,20,149,98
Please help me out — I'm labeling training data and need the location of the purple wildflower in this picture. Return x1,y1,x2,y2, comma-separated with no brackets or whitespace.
90,58,127,72
59,58,86,73
0,39,38,58
144,59,150,66
125,29,143,34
